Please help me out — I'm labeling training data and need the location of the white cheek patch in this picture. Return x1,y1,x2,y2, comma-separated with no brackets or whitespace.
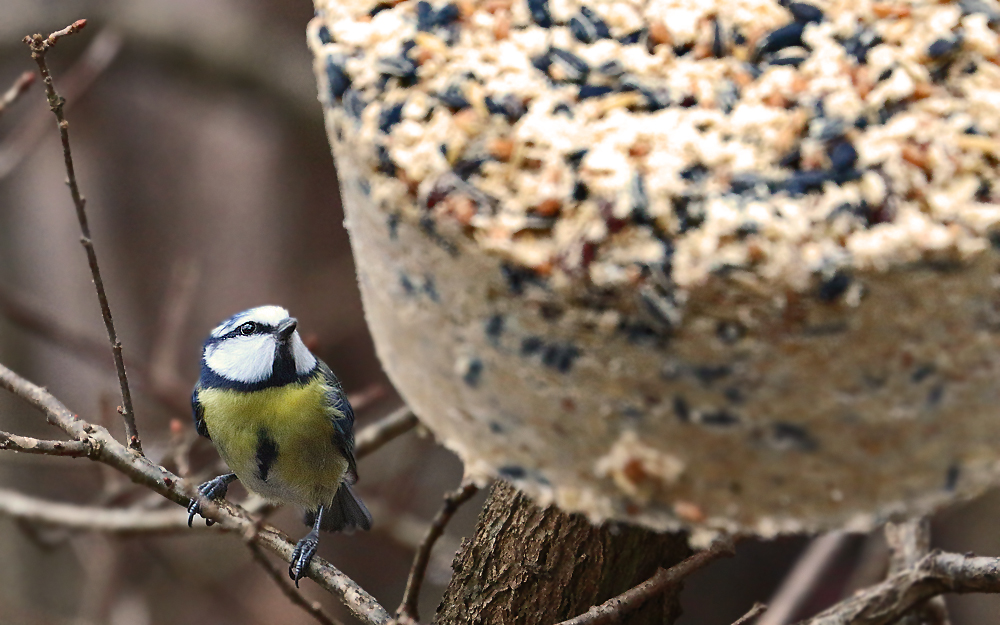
205,335,277,384
290,332,317,375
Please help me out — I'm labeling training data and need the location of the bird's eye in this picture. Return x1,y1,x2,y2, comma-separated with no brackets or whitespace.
238,322,257,336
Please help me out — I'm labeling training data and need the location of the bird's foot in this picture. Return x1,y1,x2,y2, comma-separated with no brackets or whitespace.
187,473,236,527
289,529,320,587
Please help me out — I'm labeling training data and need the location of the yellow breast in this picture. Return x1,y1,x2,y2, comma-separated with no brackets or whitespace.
197,376,348,508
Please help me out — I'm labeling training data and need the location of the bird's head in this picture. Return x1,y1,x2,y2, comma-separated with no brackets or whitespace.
201,305,317,388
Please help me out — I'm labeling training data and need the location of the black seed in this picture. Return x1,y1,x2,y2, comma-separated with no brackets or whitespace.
552,102,573,117
673,396,691,422
817,271,851,302
713,20,726,57
400,273,416,295
463,358,483,386
485,314,505,343
419,215,461,257
716,320,745,344
673,194,705,232
326,57,351,100
377,145,397,176
566,149,588,168
539,304,563,321
579,84,614,99
379,102,405,134
498,465,526,479
724,387,745,403
736,222,758,238
877,67,893,82
318,25,333,44
572,180,589,201
772,422,818,451
424,276,440,302
598,59,626,76
754,22,806,62
854,115,869,130
911,363,936,383
370,2,394,16
417,1,435,31
387,213,400,239
377,54,418,82
681,164,710,182
550,48,590,83
581,7,610,38
570,6,610,43
453,158,484,180
780,170,833,195
438,84,470,110
520,336,544,355
829,141,858,171
527,0,552,27
631,173,649,220
716,80,739,113
489,421,504,433
436,3,461,26
619,29,646,45
485,93,527,123
701,409,740,426
769,56,806,67
359,178,371,196
928,37,959,59
842,28,881,64
812,116,846,141
878,100,910,124
730,173,770,195
673,42,694,57
693,364,732,385
779,148,802,169
945,463,961,491
502,263,541,295
789,2,823,23
541,344,581,373
960,0,1000,24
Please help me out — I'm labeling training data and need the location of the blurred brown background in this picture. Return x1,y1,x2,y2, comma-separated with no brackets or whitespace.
0,2,998,624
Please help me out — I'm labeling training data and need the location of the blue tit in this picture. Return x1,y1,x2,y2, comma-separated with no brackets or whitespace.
187,305,371,584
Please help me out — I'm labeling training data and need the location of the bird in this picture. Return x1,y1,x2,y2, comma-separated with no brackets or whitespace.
186,305,372,584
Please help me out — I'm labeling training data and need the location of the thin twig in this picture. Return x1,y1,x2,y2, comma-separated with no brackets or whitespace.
247,542,345,625
733,603,768,625
796,551,1000,625
0,430,93,457
0,71,35,118
396,481,480,624
758,532,851,625
884,520,950,625
24,21,142,453
356,406,419,460
555,537,738,625
0,361,390,625
0,487,208,533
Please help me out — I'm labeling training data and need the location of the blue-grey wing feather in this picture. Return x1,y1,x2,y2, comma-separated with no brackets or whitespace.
191,388,210,439
319,361,358,482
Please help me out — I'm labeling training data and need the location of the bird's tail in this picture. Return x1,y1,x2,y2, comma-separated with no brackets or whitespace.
305,483,373,532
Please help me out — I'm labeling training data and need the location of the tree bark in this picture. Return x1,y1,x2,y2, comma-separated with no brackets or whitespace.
434,482,691,625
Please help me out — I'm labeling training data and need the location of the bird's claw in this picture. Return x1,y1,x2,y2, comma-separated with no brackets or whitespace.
289,530,320,587
187,474,234,527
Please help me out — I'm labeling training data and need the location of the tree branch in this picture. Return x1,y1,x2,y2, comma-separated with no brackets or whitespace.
883,519,949,625
0,487,210,533
796,551,1000,625
0,430,93,457
555,537,738,625
247,541,345,625
355,405,419,460
733,603,768,625
23,21,141,453
0,360,390,625
395,481,479,624
0,70,34,118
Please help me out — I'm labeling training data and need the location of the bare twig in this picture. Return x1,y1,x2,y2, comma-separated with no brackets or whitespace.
396,481,480,624
759,532,852,625
884,520,950,625
0,487,207,533
247,542,345,625
733,603,768,625
0,29,122,179
0,430,93,457
23,21,141,453
796,551,1000,625
0,361,390,625
356,406,418,460
555,537,738,625
0,71,35,118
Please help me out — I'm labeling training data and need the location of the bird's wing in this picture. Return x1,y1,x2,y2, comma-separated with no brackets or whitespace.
192,387,211,440
319,361,359,483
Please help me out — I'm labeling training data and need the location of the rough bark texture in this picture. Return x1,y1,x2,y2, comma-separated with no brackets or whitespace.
434,482,691,625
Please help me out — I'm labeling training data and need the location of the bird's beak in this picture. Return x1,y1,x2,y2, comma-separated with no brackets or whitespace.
277,318,298,341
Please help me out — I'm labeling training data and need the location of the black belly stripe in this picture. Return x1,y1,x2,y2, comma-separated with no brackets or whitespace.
256,427,279,482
